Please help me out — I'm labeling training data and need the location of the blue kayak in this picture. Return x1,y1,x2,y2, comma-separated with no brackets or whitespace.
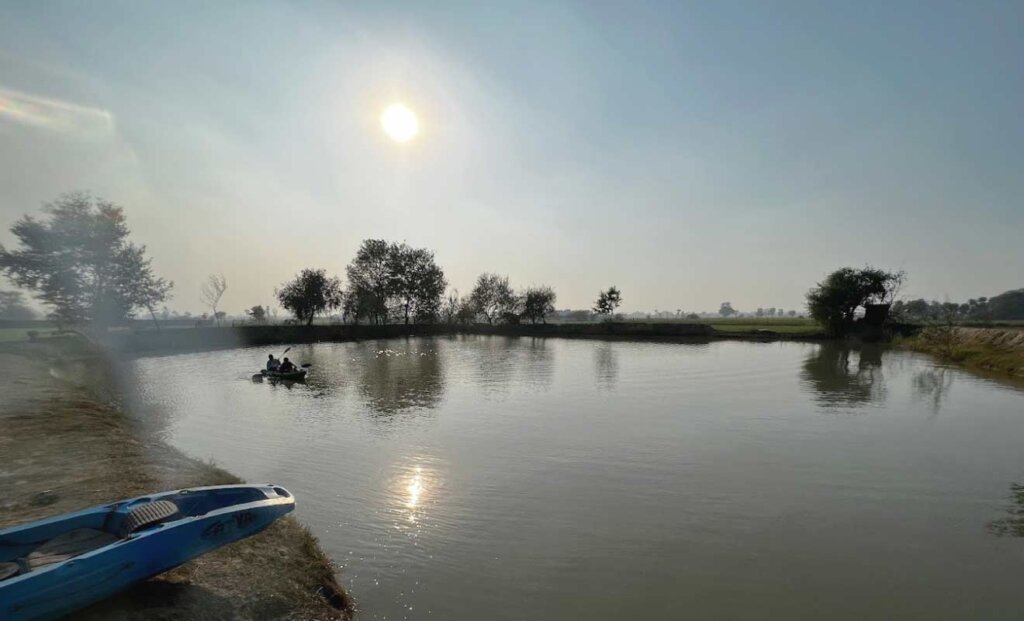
0,484,294,620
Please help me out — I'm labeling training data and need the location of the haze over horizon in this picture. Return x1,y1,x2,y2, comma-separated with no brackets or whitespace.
1,1,1021,315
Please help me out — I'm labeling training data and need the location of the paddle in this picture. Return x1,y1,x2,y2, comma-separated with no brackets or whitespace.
301,363,312,368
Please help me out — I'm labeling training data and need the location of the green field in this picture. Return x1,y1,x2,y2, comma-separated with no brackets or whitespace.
706,322,822,334
0,328,62,343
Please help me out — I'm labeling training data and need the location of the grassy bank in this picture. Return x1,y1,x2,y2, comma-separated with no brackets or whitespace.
902,326,1024,378
0,337,353,619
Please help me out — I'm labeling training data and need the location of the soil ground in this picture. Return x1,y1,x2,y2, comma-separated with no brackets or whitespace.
0,337,352,620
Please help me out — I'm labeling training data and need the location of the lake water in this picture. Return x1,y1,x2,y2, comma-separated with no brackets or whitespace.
128,337,1024,620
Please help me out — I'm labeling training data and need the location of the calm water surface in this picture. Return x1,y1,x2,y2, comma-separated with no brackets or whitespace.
129,337,1024,620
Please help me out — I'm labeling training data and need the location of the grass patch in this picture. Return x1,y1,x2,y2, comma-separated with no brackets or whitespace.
903,327,1024,378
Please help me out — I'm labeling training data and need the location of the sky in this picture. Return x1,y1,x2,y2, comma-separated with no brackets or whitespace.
1,1,1021,315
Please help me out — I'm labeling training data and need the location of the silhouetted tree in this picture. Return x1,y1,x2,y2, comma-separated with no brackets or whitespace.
345,239,392,324
521,286,557,324
344,240,447,324
200,274,227,324
389,244,447,324
0,193,172,326
719,302,736,317
470,273,517,324
276,269,343,325
245,305,267,323
806,267,904,336
456,297,478,324
442,290,461,324
593,286,622,319
989,289,1024,320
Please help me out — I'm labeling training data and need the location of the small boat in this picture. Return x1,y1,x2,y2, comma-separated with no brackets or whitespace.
0,484,294,620
260,369,307,381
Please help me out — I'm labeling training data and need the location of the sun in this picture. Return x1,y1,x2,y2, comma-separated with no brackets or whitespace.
380,103,419,143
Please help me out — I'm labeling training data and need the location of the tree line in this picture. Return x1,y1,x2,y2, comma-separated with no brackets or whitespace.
3,194,1019,331
272,241,603,326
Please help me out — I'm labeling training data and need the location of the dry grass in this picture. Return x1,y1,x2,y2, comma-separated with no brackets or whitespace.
902,327,1024,378
0,339,352,620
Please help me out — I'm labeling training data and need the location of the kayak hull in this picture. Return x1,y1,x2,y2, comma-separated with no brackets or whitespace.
0,484,294,621
260,369,307,381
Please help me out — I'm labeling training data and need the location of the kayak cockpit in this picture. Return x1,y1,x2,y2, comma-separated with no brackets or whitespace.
0,485,292,582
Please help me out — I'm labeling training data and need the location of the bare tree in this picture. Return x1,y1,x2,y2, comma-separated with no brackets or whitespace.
200,274,227,324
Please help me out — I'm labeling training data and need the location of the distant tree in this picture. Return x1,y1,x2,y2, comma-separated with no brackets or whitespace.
214,311,226,322
787,310,797,317
593,286,622,319
719,302,737,317
456,297,479,324
0,290,36,320
470,273,517,324
0,193,172,326
564,309,593,322
521,286,557,324
388,244,447,324
245,305,267,323
345,239,392,324
344,240,447,324
685,312,700,320
988,289,1024,320
806,267,904,336
441,290,461,324
276,269,343,325
756,308,765,317
200,274,227,324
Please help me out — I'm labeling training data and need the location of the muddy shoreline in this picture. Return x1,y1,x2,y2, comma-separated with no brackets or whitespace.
0,337,353,619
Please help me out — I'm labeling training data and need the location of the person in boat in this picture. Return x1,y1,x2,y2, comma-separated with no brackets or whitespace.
266,354,281,371
278,357,296,373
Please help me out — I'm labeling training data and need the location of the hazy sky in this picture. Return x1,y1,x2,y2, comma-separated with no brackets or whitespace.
1,1,1021,314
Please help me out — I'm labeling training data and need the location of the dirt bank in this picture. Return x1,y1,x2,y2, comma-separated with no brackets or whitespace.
903,327,1024,378
0,337,353,619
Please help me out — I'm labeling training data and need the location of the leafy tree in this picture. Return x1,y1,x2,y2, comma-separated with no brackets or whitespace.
470,273,517,324
345,239,392,324
806,267,904,336
989,289,1024,320
388,244,447,324
344,240,447,324
276,269,343,325
245,305,267,323
0,192,172,326
719,302,736,317
200,274,227,324
593,286,622,319
521,286,557,324
0,290,36,320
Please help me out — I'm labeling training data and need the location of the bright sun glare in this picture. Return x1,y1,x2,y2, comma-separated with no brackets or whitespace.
380,103,419,143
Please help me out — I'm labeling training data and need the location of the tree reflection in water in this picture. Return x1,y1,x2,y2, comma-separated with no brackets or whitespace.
912,366,954,417
470,336,555,398
989,484,1024,537
357,339,445,415
594,341,619,390
800,343,886,408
